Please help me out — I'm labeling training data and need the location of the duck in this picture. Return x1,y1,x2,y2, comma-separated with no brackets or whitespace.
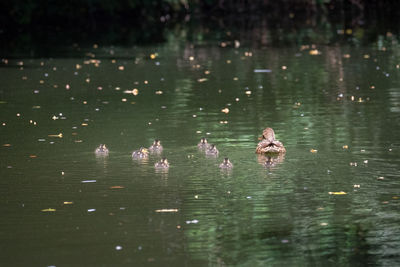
95,144,109,154
256,127,286,154
219,158,233,169
149,139,163,152
132,147,149,159
197,137,210,149
205,144,219,156
155,157,169,168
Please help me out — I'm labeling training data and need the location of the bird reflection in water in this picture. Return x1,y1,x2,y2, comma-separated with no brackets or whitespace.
257,153,285,168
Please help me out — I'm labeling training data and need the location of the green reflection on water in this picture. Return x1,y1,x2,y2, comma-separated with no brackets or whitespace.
0,42,400,266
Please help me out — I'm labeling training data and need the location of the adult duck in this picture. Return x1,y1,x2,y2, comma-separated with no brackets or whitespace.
256,128,286,154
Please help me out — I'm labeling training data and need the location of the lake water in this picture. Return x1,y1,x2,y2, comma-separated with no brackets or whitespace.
1,41,400,266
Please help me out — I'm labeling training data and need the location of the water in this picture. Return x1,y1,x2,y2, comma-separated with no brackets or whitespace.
1,42,400,266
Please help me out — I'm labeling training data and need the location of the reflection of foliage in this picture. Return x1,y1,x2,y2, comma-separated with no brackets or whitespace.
1,0,400,54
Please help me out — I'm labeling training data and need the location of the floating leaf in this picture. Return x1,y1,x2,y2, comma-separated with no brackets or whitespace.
221,108,229,114
81,180,96,183
328,191,347,195
63,201,73,205
155,209,179,213
48,133,63,138
309,49,321,55
310,149,318,153
42,208,56,212
110,186,125,189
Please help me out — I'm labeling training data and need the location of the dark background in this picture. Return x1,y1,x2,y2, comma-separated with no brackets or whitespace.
1,0,399,55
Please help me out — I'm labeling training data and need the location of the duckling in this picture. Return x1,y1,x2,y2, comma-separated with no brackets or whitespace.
197,137,210,149
205,144,219,156
256,127,286,154
132,147,149,159
149,139,163,152
95,144,109,154
154,157,169,168
219,158,233,169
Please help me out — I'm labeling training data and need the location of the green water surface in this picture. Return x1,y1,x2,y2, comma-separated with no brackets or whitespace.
0,42,400,266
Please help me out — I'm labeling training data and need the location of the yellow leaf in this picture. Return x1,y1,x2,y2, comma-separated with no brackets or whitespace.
155,209,178,213
110,186,125,189
328,191,347,195
48,133,63,138
41,208,56,212
309,49,320,55
310,149,318,153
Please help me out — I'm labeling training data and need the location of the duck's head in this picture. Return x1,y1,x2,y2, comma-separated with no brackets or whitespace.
98,144,107,150
161,157,168,164
140,147,149,154
153,139,161,146
262,127,275,142
200,137,208,144
223,158,231,164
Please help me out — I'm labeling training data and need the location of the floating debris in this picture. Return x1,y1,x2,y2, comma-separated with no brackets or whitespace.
48,133,63,138
63,201,73,205
87,209,96,212
197,78,208,83
328,191,347,195
81,180,96,183
342,145,349,149
110,186,125,189
254,69,272,73
41,208,56,212
221,108,229,114
309,49,321,55
155,209,178,213
186,219,199,224
310,149,318,153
